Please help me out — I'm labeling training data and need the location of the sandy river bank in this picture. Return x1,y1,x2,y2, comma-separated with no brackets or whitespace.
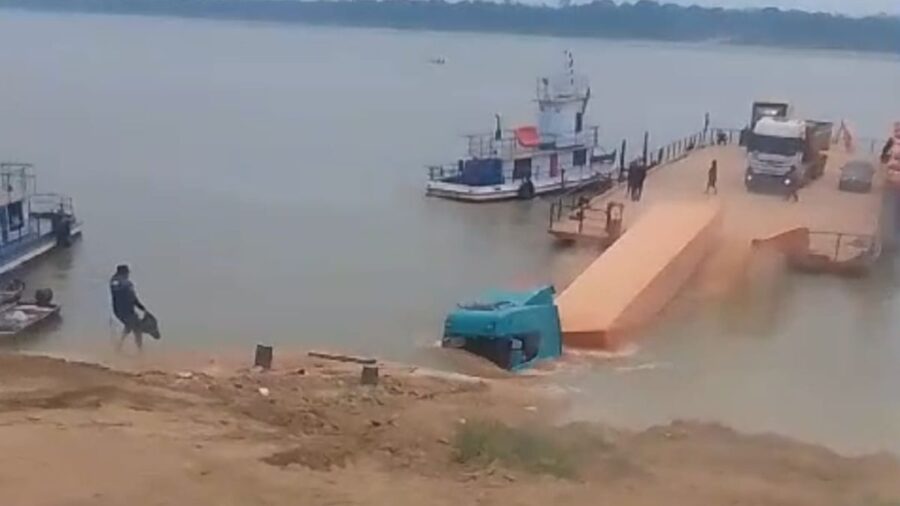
1,351,899,505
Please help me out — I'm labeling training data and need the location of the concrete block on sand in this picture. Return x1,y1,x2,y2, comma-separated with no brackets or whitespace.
557,201,722,349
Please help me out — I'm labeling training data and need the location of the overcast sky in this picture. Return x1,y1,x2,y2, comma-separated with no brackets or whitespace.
640,0,900,16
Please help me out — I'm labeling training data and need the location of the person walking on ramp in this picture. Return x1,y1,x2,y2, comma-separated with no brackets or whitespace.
634,164,647,201
626,165,637,201
785,178,800,203
706,159,718,194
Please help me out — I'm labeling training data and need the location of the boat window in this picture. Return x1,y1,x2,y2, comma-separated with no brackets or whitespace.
575,112,583,133
6,201,23,231
748,134,802,157
573,149,587,167
513,158,532,180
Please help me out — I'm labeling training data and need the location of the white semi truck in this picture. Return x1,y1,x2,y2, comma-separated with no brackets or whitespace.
745,108,832,194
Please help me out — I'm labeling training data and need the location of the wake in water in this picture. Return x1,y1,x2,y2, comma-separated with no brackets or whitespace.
414,333,648,380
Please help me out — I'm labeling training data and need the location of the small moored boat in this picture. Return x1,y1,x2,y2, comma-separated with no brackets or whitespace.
0,288,59,339
0,279,25,305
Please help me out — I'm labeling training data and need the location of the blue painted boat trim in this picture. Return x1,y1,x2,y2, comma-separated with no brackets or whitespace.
0,224,82,276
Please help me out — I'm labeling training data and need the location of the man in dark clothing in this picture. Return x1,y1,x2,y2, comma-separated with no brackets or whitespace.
785,177,800,203
110,264,146,350
717,131,728,146
633,165,647,201
626,167,637,201
706,160,718,194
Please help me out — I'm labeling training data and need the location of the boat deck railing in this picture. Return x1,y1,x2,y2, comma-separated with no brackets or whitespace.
465,126,600,159
426,163,459,182
427,158,610,184
0,162,35,178
29,193,76,218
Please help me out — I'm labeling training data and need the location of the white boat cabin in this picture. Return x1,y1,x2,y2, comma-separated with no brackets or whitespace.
427,52,615,202
0,163,80,275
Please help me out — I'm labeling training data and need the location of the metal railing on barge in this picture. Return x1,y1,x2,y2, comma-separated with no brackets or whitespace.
787,230,881,276
464,127,601,160
548,192,621,238
547,127,743,240
808,231,880,262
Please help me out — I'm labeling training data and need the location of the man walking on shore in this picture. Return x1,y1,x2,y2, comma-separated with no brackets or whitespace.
110,264,147,351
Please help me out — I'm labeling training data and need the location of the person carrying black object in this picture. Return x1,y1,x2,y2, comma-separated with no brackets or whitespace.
110,264,149,350
706,159,718,194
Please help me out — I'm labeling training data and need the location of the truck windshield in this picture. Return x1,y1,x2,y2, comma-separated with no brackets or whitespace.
749,134,802,157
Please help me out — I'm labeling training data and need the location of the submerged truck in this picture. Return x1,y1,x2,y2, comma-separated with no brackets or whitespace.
745,116,833,193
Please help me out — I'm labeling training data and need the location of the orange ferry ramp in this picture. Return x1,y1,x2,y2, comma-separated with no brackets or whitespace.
556,200,722,350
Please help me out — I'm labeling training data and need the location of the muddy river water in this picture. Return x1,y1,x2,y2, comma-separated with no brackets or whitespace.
1,10,898,455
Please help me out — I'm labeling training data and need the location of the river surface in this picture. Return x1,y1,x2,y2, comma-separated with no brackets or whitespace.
0,10,899,455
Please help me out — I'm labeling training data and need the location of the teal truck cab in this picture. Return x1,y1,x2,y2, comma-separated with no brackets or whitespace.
441,286,562,372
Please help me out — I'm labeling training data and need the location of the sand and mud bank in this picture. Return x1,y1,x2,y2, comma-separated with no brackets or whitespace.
1,352,898,506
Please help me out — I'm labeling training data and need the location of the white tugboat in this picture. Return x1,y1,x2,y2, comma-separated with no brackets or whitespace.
426,52,615,202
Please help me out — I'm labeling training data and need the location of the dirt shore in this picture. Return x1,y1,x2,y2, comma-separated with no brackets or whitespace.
1,352,898,506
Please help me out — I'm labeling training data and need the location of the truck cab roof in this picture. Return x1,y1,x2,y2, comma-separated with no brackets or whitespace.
754,117,805,139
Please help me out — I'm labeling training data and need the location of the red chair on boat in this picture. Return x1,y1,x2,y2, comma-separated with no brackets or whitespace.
515,126,540,148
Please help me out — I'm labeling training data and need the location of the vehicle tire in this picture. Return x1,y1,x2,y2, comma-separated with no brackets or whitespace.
517,180,535,200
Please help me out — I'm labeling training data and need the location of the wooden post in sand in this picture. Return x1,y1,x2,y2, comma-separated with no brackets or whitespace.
254,344,273,370
361,365,379,386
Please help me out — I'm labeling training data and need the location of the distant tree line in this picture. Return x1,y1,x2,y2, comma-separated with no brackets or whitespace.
2,0,898,54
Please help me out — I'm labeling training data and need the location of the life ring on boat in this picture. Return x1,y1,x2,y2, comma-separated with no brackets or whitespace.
517,180,535,200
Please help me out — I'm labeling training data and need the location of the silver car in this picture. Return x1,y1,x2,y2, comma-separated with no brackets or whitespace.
838,160,875,193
